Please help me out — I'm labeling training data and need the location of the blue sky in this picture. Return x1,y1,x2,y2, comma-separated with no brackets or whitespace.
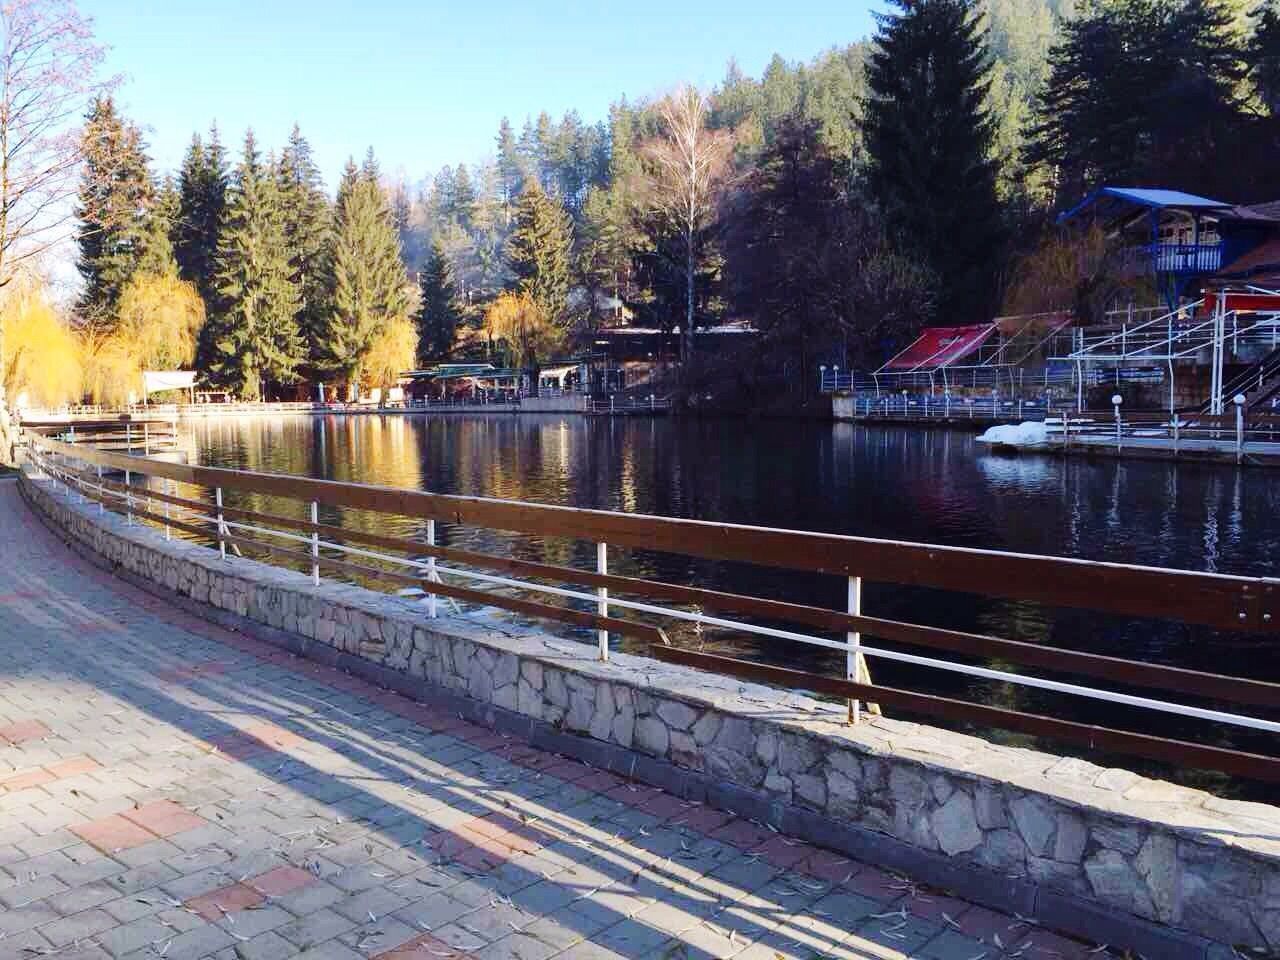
80,0,880,189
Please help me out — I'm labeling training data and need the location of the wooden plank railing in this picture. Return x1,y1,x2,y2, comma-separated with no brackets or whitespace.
23,430,1280,783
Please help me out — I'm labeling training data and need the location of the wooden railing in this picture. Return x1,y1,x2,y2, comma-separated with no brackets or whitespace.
23,430,1280,783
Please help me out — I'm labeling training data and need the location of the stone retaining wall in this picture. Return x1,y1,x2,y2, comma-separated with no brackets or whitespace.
19,466,1280,957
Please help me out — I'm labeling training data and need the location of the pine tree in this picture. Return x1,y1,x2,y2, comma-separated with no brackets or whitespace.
139,177,178,280
387,179,421,270
431,166,457,222
1027,0,1245,201
507,178,573,326
204,132,303,399
416,240,463,361
360,146,381,184
578,187,631,320
581,99,646,311
317,153,411,394
470,161,510,301
496,117,524,227
452,165,476,231
173,125,228,309
75,97,174,329
332,159,356,212
156,176,179,236
276,124,332,364
1251,0,1280,113
864,0,1004,322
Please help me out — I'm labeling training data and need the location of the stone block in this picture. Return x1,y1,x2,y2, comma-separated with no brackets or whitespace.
1085,849,1156,918
973,786,1008,830
932,791,982,856
1092,819,1144,856
1011,794,1056,857
655,700,698,731
1135,831,1180,923
690,711,721,746
1053,812,1088,864
634,715,668,757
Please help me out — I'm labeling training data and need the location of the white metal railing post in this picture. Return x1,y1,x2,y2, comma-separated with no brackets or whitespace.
94,465,101,511
310,501,320,586
163,479,171,541
216,487,226,560
848,575,862,724
124,468,132,524
597,542,609,661
427,518,438,618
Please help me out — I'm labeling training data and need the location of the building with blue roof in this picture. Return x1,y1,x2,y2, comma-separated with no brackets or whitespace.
1059,186,1280,309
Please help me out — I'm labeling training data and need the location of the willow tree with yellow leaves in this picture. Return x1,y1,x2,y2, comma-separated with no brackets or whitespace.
0,276,82,409
78,273,204,405
357,316,416,396
484,292,563,374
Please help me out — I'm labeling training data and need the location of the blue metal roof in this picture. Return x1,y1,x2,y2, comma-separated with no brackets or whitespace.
1058,186,1232,223
1101,187,1229,207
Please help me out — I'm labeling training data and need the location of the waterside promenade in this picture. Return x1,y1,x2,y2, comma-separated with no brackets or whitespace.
0,479,1112,960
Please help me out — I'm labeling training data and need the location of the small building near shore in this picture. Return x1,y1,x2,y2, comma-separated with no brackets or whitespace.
1058,186,1280,307
402,364,523,401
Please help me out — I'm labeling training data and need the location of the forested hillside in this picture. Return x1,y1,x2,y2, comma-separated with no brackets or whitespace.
10,0,1280,409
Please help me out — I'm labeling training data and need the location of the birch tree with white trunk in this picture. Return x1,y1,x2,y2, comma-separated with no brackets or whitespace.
641,85,734,373
0,0,109,287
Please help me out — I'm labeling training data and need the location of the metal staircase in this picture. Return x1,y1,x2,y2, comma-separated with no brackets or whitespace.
1194,345,1280,414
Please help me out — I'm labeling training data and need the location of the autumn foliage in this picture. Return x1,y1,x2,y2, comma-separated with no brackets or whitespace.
484,293,563,369
1,271,205,409
80,274,205,405
357,316,417,394
0,276,82,408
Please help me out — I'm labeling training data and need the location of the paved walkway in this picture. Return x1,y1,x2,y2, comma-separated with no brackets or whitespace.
0,479,1111,960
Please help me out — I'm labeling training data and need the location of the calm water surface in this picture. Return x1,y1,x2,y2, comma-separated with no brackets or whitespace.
184,413,1280,797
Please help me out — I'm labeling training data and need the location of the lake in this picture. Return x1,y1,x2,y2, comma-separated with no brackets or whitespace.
183,413,1280,798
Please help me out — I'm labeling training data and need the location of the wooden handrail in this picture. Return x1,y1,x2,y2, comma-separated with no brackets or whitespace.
53,460,1280,710
31,433,1280,635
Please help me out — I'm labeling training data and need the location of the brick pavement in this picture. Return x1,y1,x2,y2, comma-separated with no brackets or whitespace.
0,479,1113,960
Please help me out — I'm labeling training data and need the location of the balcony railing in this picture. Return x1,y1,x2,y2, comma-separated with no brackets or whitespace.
1143,241,1224,274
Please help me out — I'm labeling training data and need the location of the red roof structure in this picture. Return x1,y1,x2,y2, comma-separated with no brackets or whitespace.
880,324,996,371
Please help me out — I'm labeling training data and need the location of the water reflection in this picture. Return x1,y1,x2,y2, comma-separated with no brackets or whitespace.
182,415,1280,799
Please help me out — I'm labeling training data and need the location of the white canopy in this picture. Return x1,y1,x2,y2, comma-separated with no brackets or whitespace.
142,370,198,395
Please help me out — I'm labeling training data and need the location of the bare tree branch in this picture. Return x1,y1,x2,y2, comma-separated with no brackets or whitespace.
0,0,112,288
640,85,735,372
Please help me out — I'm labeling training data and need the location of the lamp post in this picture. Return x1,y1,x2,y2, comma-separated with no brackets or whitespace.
1112,394,1123,450
1234,392,1246,462
819,365,827,393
